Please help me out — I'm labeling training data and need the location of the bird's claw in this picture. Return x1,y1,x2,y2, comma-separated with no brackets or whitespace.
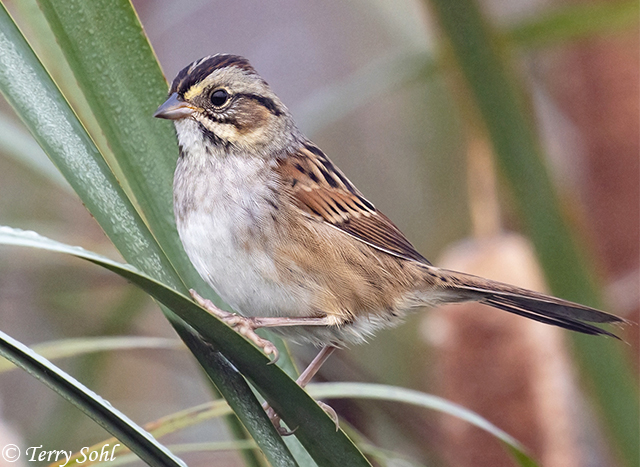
264,404,297,436
263,400,339,435
317,401,340,431
190,289,279,363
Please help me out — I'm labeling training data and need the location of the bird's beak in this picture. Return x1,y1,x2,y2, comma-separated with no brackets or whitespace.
154,93,196,120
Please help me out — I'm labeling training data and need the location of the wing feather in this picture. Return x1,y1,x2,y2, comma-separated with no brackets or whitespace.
277,143,430,264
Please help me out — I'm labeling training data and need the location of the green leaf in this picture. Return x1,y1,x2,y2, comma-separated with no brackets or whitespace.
6,0,121,184
34,0,214,299
0,329,185,467
307,382,537,467
425,1,639,465
508,1,639,48
33,0,297,393
0,226,371,467
0,336,182,373
0,2,181,289
0,110,71,190
101,441,259,467
81,381,538,467
57,400,232,467
0,7,297,465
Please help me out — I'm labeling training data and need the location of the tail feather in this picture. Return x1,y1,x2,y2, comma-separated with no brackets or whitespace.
435,268,626,339
482,297,619,338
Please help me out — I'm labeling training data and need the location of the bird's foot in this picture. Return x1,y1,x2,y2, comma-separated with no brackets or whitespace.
263,400,339,436
318,401,340,431
263,404,296,436
190,289,279,362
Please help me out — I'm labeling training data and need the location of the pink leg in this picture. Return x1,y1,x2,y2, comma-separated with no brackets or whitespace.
265,346,339,434
296,345,336,388
190,289,333,362
190,290,340,433
298,346,339,430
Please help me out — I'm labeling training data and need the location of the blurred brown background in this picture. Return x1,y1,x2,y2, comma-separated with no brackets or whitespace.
0,0,637,466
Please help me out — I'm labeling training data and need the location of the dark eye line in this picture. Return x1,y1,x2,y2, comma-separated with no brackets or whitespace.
236,93,283,116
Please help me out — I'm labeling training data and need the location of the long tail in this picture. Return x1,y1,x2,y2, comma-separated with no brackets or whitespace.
431,267,626,338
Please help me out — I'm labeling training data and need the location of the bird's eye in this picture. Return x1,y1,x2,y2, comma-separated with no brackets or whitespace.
210,89,229,107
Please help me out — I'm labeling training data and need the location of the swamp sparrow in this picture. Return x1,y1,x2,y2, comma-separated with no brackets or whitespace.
155,54,622,413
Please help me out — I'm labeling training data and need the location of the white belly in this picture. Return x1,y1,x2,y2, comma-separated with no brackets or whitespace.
178,200,410,347
178,210,302,318
172,119,407,346
174,145,312,320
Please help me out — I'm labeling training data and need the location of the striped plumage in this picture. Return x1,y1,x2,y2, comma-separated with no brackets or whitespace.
156,54,623,349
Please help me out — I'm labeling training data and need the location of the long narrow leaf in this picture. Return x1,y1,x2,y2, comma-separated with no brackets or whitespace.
102,441,258,467
7,0,122,186
0,336,182,373
67,381,539,467
426,2,639,465
0,110,71,190
0,2,180,289
507,0,639,48
0,227,371,467
307,383,537,467
34,0,215,300
33,0,297,401
0,7,299,465
0,329,185,467
57,400,232,467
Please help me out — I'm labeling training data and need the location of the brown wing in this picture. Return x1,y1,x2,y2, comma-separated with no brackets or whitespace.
276,142,430,264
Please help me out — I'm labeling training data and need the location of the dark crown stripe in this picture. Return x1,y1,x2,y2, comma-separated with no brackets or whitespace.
170,54,257,95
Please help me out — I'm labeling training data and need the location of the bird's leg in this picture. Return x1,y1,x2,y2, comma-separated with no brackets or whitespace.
190,289,278,360
265,346,338,434
296,345,336,388
297,346,339,427
190,290,340,434
190,289,333,362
